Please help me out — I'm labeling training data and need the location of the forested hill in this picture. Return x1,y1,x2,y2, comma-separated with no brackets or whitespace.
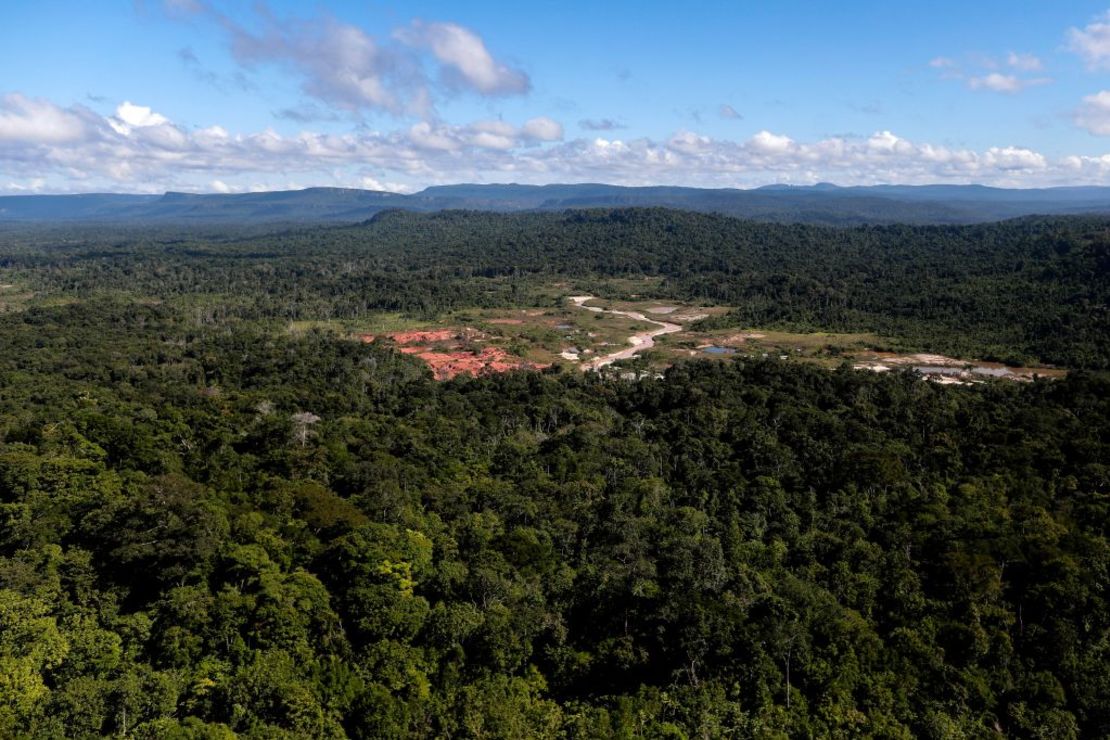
1,207,1109,736
6,182,1110,225
0,310,1106,737
9,208,1102,368
342,209,1110,368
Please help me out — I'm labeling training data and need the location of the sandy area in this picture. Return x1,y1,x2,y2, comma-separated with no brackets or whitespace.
853,351,1060,383
882,353,964,366
568,296,682,370
928,375,970,385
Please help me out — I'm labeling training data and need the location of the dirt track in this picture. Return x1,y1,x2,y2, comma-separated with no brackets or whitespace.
568,296,682,370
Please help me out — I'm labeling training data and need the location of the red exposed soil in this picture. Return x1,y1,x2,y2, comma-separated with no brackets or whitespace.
410,347,548,380
359,327,544,379
360,329,460,345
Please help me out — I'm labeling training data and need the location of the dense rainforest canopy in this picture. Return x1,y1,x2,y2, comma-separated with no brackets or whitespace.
2,209,1108,367
0,210,1107,738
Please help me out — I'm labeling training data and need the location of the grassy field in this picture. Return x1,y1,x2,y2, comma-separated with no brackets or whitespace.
0,283,32,313
357,290,1067,380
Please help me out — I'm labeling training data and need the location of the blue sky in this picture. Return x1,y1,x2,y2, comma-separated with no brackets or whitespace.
4,1,1110,192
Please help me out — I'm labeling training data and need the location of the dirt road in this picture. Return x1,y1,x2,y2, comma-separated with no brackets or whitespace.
568,296,682,370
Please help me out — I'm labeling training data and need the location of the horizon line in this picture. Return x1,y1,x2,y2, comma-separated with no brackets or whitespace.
6,181,1110,198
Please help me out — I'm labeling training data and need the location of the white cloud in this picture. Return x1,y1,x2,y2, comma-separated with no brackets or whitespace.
132,121,189,150
407,118,563,152
359,176,385,191
108,101,185,146
1075,90,1110,135
397,21,529,96
405,121,455,152
170,6,528,117
3,177,46,192
521,117,563,141
7,92,1110,192
0,93,89,144
867,130,909,154
196,125,229,142
467,120,517,150
116,101,170,128
983,146,1046,170
967,73,1049,93
748,130,793,154
669,130,711,153
931,53,1049,93
1006,52,1042,71
1067,11,1110,69
225,14,417,115
968,73,1020,93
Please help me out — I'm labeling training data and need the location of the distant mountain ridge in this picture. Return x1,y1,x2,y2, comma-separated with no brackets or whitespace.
5,182,1110,225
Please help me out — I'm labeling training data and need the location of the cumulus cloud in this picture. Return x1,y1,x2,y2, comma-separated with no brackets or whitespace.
222,12,423,115
396,21,529,96
6,92,1110,193
1067,11,1110,69
1075,90,1110,135
983,146,1046,170
866,130,911,154
0,93,90,144
667,130,711,154
166,4,528,117
521,117,563,141
748,130,794,154
406,118,561,152
408,120,459,152
465,119,518,150
115,101,170,128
